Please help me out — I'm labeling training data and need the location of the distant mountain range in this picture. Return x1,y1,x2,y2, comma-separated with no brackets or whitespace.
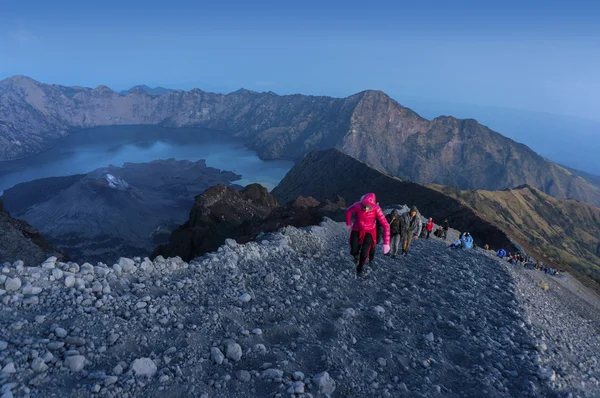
1,159,241,262
1,75,600,207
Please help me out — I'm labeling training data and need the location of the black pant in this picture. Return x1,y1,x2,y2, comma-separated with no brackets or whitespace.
350,231,373,271
426,230,431,239
442,229,448,240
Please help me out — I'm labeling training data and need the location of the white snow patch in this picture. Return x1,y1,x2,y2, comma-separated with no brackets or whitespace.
105,174,130,190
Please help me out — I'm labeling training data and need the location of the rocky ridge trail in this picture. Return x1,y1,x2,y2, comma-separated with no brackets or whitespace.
0,213,599,397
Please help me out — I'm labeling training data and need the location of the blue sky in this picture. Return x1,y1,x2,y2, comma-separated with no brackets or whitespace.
1,0,599,172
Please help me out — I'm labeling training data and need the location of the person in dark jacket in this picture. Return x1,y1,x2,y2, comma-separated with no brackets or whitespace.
399,206,422,256
441,219,449,240
385,209,402,258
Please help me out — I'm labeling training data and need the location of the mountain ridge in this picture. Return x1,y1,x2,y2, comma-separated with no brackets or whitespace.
2,76,600,207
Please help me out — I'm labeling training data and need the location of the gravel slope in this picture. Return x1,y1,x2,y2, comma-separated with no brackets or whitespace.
1,216,599,397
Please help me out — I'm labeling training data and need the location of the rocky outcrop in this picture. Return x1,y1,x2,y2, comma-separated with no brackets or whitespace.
152,185,345,262
272,149,517,252
152,184,279,261
2,76,600,206
2,159,241,263
0,197,66,265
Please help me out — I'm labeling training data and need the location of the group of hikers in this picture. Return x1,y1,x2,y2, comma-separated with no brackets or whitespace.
496,249,562,276
345,193,451,276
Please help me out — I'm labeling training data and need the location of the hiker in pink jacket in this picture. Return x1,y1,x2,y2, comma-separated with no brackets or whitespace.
346,193,390,276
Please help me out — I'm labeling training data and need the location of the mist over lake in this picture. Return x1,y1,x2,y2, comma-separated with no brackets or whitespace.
0,125,294,194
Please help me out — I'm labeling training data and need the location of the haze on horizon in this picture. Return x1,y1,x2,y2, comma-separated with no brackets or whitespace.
1,0,599,174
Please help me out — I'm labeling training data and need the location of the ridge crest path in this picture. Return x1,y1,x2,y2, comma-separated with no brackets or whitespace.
0,218,598,397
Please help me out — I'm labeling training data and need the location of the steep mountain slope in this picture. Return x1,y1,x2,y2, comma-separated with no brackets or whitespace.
0,197,66,265
431,184,600,287
2,76,600,206
2,159,240,262
564,165,600,188
272,149,517,252
1,219,599,396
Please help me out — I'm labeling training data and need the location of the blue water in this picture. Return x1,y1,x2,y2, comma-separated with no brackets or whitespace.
0,125,294,194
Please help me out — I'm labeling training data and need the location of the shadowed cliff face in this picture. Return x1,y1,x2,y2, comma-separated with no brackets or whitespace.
0,197,67,265
2,76,600,206
272,149,517,252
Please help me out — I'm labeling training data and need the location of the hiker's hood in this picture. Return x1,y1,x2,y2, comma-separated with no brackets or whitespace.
360,193,377,207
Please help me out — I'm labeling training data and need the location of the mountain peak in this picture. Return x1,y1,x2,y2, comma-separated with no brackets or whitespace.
0,75,42,87
121,85,175,96
230,88,258,95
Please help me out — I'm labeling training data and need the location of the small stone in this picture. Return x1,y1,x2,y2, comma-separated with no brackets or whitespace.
537,367,556,382
31,358,48,373
287,381,305,394
23,296,39,305
55,327,68,338
2,362,16,373
107,333,119,345
211,347,225,365
252,328,263,335
52,268,63,279
118,257,135,272
226,342,243,362
313,371,336,395
64,276,76,288
4,277,21,292
425,333,435,342
47,341,64,350
131,357,157,377
64,355,86,372
377,357,387,367
91,384,101,393
293,371,305,381
42,257,57,268
238,293,252,303
236,370,251,382
373,305,385,315
365,369,378,382
264,274,275,284
0,341,7,350
104,376,118,386
261,369,284,379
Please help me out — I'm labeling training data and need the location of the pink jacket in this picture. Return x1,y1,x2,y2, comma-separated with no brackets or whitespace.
345,193,390,245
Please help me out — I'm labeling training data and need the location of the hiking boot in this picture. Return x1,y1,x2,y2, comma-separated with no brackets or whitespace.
356,266,364,278
392,254,397,259
353,255,360,267
369,260,376,269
